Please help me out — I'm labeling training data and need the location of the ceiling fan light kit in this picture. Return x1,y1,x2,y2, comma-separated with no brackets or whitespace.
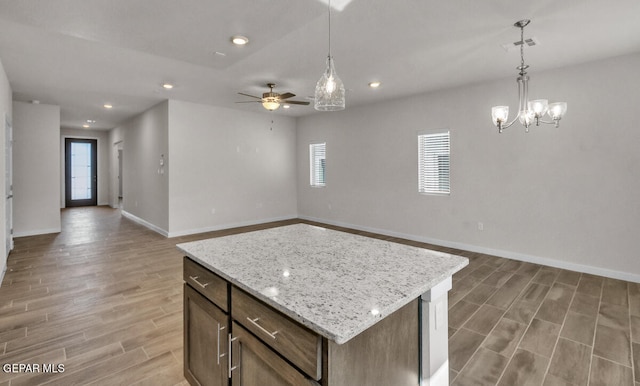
314,0,345,111
237,83,310,111
491,19,567,133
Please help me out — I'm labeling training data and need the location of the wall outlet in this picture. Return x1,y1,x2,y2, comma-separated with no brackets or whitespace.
211,208,216,215
478,222,484,231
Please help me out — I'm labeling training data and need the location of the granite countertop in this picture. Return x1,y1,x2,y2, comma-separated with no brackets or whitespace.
177,223,468,344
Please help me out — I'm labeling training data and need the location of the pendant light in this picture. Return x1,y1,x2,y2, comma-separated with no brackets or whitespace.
314,0,345,111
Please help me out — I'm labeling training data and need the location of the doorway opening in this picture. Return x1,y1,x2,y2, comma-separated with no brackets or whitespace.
65,138,98,207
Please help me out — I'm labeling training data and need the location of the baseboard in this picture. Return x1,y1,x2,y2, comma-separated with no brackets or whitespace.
299,216,640,284
121,211,297,239
116,210,640,283
13,228,61,238
121,211,169,237
166,215,299,238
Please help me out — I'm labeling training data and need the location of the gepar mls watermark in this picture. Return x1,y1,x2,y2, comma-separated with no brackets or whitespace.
2,363,65,374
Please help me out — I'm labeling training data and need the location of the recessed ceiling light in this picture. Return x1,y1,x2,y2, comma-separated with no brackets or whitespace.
162,83,174,89
368,81,381,88
86,119,96,123
283,104,290,109
82,124,90,128
104,104,113,109
231,35,249,46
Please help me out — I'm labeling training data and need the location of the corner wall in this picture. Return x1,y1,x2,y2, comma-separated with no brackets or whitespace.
13,101,61,237
296,53,640,282
117,101,170,234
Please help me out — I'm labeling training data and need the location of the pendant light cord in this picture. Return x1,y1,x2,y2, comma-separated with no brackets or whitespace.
519,24,525,75
328,0,332,56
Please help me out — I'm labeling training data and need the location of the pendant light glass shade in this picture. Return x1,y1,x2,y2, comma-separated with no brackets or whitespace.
548,102,567,120
314,56,345,111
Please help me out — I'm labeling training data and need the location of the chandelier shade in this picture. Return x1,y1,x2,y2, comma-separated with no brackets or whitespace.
491,20,567,133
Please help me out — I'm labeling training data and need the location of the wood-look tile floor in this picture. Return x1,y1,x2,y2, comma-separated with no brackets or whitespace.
0,206,637,385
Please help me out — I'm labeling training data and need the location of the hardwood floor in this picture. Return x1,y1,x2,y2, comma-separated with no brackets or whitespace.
0,206,638,385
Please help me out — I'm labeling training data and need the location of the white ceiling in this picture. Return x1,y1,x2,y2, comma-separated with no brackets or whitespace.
1,0,639,130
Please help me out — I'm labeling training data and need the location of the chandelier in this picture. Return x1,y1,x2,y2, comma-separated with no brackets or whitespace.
491,20,567,133
314,0,345,111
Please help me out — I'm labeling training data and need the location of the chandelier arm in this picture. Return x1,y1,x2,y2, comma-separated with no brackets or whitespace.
500,115,520,131
535,118,561,128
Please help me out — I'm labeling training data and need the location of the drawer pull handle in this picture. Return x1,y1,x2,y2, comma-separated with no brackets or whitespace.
246,317,279,340
217,323,226,365
228,334,238,378
189,275,210,289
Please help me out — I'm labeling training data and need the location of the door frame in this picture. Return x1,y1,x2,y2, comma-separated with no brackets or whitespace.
65,138,98,207
5,113,13,257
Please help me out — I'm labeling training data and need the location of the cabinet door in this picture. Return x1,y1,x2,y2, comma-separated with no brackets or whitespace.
230,322,318,386
184,284,229,386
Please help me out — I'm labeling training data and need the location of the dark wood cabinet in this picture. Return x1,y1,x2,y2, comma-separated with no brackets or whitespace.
184,284,229,386
183,256,420,386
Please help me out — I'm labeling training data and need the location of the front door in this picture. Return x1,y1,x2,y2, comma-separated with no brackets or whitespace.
65,138,98,207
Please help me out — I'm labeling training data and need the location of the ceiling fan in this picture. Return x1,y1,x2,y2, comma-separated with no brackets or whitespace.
237,83,310,111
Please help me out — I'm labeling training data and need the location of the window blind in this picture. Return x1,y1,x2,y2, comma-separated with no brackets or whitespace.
418,131,450,194
310,143,326,187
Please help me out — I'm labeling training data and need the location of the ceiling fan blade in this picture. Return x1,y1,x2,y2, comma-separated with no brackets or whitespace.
279,92,296,99
285,100,310,105
235,101,262,104
237,92,262,99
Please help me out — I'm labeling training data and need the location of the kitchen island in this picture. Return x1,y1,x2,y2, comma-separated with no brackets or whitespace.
177,223,468,386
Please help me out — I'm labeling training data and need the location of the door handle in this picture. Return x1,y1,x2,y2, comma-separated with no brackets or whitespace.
6,195,12,199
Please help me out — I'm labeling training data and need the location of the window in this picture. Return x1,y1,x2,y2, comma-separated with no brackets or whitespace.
418,131,450,194
309,143,326,187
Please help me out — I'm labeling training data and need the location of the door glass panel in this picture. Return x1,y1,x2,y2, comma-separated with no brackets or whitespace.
71,142,92,200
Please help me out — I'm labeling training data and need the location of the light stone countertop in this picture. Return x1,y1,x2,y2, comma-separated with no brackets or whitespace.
177,223,468,344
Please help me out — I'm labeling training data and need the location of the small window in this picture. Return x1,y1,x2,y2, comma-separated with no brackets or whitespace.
310,143,326,187
418,131,450,194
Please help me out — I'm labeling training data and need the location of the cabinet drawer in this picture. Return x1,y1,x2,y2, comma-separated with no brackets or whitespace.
184,257,228,312
230,322,320,386
231,287,322,380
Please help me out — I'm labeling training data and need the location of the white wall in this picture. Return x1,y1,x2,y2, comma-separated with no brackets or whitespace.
167,100,298,237
13,101,61,237
60,128,110,207
117,101,169,233
0,58,12,284
297,52,640,282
